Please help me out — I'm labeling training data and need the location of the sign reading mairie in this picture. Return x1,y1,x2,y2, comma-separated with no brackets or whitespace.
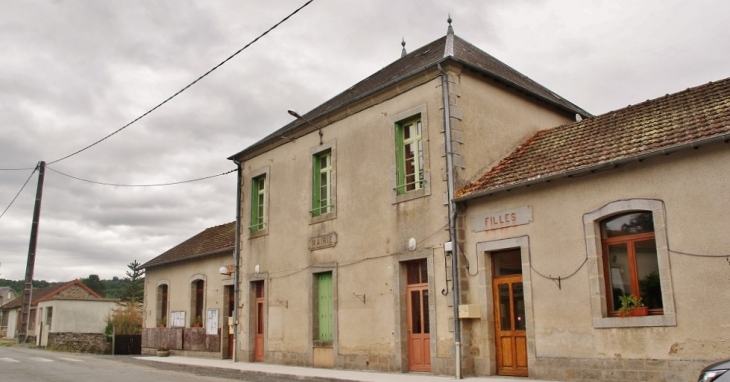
309,232,338,251
472,206,532,232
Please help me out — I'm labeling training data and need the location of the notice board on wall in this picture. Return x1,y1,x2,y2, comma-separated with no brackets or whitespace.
206,309,219,334
170,311,186,327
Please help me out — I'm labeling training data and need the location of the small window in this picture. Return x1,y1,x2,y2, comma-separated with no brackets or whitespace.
312,150,333,217
395,117,424,194
601,212,662,315
250,174,267,232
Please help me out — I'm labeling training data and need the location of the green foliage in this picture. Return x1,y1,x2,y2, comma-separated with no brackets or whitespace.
120,260,144,303
81,274,105,296
618,294,644,317
0,279,58,292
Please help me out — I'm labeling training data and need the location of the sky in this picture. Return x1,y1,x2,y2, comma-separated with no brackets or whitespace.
1,0,728,282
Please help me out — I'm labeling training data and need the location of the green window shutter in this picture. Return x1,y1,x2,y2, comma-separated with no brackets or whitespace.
312,155,321,217
394,123,405,195
317,272,333,341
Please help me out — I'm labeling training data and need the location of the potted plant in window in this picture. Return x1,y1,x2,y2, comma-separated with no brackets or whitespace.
192,316,203,328
158,317,167,328
618,294,648,317
156,345,170,357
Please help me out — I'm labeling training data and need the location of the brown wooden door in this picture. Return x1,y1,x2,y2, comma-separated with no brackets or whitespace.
254,281,264,362
493,275,527,376
226,285,235,359
406,260,430,372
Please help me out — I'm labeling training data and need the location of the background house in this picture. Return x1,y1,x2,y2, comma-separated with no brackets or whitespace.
141,221,236,358
1,280,117,353
0,286,17,336
456,77,730,380
227,21,587,376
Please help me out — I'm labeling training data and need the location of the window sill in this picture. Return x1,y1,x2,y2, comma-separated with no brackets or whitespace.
593,314,676,329
248,229,268,239
310,211,336,225
394,187,429,204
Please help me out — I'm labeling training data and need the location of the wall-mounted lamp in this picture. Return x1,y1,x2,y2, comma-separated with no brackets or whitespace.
288,109,323,145
219,265,234,275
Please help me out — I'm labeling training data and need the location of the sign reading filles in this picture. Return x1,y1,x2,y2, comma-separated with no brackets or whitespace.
471,206,532,232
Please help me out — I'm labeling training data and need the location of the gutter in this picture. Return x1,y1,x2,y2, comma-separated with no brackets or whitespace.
438,62,462,380
232,160,242,362
456,132,730,203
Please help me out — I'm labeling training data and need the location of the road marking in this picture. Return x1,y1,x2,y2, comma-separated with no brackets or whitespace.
0,357,20,362
58,357,84,362
30,357,54,362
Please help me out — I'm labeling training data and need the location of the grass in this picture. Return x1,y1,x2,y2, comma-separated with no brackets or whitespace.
0,338,16,347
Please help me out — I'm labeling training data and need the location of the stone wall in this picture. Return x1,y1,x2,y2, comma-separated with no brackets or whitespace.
531,357,706,382
47,332,110,354
142,327,220,353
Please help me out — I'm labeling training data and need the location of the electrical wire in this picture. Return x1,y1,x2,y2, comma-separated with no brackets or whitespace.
46,0,316,166
0,167,37,220
47,166,236,187
0,166,37,171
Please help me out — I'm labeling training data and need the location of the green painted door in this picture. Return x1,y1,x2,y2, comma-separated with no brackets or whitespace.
317,273,333,341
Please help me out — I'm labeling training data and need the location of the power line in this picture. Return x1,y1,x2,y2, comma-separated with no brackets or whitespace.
0,166,37,171
47,166,236,187
0,167,37,220
46,0,316,166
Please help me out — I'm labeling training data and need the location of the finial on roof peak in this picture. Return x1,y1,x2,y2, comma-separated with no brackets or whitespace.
401,37,407,58
447,14,454,35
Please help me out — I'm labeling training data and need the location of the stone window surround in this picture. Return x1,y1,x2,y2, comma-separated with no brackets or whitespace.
248,166,270,239
390,104,432,204
156,280,170,325
189,274,207,327
584,199,677,328
475,236,535,375
310,140,337,224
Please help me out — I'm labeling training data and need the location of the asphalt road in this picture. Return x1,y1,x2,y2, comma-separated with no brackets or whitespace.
0,345,313,382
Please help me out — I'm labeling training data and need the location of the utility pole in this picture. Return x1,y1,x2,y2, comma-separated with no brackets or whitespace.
18,161,45,343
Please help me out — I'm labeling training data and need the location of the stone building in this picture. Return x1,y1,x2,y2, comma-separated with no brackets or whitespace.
140,221,237,358
227,20,587,376
456,77,730,380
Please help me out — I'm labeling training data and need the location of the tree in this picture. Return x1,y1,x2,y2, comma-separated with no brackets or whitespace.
81,274,105,296
121,260,144,302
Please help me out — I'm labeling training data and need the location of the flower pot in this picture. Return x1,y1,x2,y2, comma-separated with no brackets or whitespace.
628,306,649,317
192,323,202,328
156,350,170,357
158,324,166,328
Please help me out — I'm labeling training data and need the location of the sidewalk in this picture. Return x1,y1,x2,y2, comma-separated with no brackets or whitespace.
136,355,559,382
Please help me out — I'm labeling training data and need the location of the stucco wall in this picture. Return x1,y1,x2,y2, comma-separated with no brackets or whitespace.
143,253,233,332
37,300,117,334
460,142,730,380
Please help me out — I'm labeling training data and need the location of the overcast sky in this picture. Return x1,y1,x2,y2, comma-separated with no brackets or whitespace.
1,0,728,282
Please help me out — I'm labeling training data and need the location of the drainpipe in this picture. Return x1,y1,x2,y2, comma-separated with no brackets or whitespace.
233,160,242,362
438,62,461,379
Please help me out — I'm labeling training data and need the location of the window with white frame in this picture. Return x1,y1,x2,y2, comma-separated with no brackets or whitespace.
250,174,267,232
395,116,424,194
312,149,332,217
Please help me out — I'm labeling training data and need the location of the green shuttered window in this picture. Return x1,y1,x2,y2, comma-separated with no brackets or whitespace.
312,150,332,217
395,117,424,194
250,174,266,232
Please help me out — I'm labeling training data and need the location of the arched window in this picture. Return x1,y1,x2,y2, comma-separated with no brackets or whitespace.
157,284,168,326
191,279,205,326
601,212,663,315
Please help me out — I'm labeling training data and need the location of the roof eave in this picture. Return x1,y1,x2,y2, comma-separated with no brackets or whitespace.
456,132,730,203
142,246,235,270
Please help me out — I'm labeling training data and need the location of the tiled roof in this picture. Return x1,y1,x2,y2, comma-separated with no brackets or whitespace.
141,222,235,269
0,283,66,310
230,32,588,160
457,77,730,199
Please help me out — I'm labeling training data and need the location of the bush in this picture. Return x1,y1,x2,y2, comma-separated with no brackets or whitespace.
106,300,143,341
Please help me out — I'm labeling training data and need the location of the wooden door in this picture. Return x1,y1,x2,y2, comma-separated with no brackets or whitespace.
254,281,264,362
406,260,430,372
226,285,235,359
493,275,527,376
